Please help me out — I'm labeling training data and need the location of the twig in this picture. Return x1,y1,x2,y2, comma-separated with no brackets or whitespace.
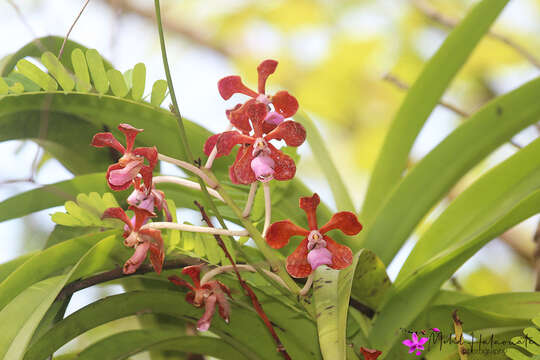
158,153,218,188
56,258,193,301
262,182,271,237
152,175,224,201
194,201,292,360
411,0,540,69
58,0,91,60
200,264,288,290
143,222,249,237
383,72,523,149
242,182,258,218
452,310,468,360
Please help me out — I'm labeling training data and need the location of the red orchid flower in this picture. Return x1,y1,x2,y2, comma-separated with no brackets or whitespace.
204,106,306,184
360,347,382,360
218,59,299,134
102,205,164,274
265,193,362,278
169,265,231,332
127,174,172,222
91,124,158,192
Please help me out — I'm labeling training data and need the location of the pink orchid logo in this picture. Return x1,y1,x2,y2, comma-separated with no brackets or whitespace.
402,332,429,356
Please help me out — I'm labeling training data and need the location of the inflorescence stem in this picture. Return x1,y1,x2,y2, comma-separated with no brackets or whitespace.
242,182,258,218
152,175,223,201
158,153,218,188
143,222,248,237
200,264,288,289
262,182,272,237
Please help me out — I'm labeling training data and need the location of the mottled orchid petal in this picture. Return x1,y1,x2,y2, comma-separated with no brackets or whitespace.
265,121,306,147
324,235,353,270
230,145,256,185
268,144,296,182
227,103,252,133
299,193,320,230
261,120,278,135
132,146,158,169
108,160,143,189
118,123,143,152
214,287,231,323
168,275,196,292
102,207,132,229
152,189,172,222
217,75,258,100
251,154,275,182
319,211,363,236
265,220,309,249
91,132,126,154
215,131,255,157
264,111,285,126
204,134,221,156
197,294,217,331
359,347,382,360
144,229,164,274
307,247,333,270
123,241,150,274
286,238,312,278
128,205,156,231
272,90,299,118
138,166,154,196
257,59,278,94
248,101,269,137
182,264,203,288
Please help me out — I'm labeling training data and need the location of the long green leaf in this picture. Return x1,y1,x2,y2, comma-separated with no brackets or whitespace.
359,76,540,263
361,0,509,220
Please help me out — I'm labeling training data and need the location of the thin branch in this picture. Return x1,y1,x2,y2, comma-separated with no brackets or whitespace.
152,175,224,201
262,182,271,237
143,222,249,237
56,258,193,301
452,310,468,360
194,201,292,360
58,0,91,59
411,0,540,69
383,72,523,149
158,153,218,188
199,264,288,290
242,182,258,218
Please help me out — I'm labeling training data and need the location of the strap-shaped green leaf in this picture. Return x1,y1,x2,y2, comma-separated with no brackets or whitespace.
0,78,8,95
131,62,146,101
8,82,24,94
106,69,128,97
361,0,509,221
16,59,57,91
41,51,74,92
85,49,108,94
71,48,91,92
151,79,167,106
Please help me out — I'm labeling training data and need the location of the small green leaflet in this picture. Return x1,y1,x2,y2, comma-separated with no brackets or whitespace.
50,192,120,227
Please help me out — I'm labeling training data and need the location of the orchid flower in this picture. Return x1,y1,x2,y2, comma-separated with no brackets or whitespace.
402,332,429,356
204,105,306,184
265,193,362,278
102,205,164,274
169,265,231,332
127,174,172,222
218,59,299,134
91,123,157,191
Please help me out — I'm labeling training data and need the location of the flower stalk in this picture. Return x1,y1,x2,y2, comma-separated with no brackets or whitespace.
143,222,248,237
158,153,218,188
152,175,223,201
242,182,258,218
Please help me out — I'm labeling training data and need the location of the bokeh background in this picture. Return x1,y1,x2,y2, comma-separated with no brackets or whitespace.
1,0,540,353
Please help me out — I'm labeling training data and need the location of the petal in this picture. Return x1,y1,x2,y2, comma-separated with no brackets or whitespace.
182,264,203,288
128,205,156,231
102,207,132,229
319,212,363,235
152,189,172,222
197,294,217,331
247,101,269,137
359,347,382,360
324,235,353,270
217,75,258,100
415,350,422,356
122,241,150,274
108,161,143,190
257,59,278,94
230,146,256,185
264,111,285,126
265,220,309,249
138,166,154,195
402,340,414,347
418,337,429,346
412,333,418,343
168,275,196,292
118,123,143,152
132,146,158,169
264,121,306,147
215,131,254,157
214,287,231,323
432,328,440,332
204,134,221,156
299,193,320,230
91,132,126,154
141,228,164,274
268,144,296,182
272,90,299,118
286,237,312,278
261,120,278,135
227,103,252,133
307,247,333,270
251,154,275,182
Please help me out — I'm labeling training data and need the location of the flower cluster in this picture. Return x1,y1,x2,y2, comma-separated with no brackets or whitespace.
204,60,306,184
265,193,362,278
92,123,169,274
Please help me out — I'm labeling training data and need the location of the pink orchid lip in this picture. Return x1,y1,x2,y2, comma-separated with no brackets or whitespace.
123,241,150,274
251,154,275,182
307,247,333,270
264,111,285,125
109,160,143,186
